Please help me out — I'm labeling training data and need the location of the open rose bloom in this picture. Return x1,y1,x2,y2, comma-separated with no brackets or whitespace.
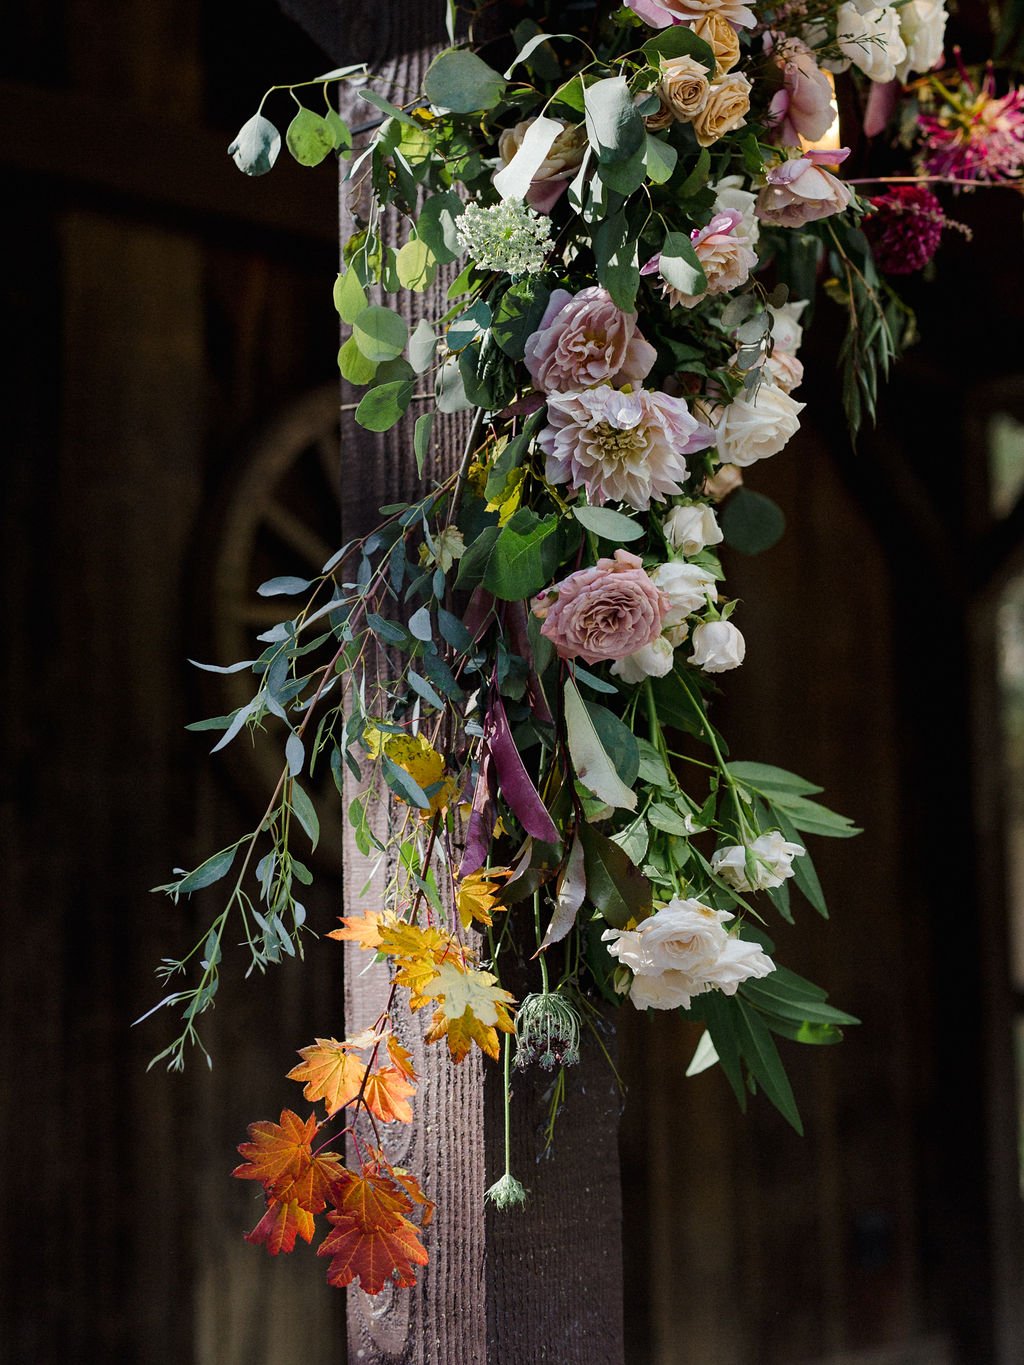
532,549,671,664
525,287,656,394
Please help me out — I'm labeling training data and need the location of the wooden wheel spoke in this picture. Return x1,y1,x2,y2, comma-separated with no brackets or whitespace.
262,497,335,573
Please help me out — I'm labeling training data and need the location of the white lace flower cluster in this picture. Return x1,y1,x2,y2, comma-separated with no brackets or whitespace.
455,199,553,276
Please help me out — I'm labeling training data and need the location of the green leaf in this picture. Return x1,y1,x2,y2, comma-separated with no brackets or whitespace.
290,781,320,850
583,700,639,787
454,523,501,588
257,575,311,597
338,335,377,385
740,977,860,1027
396,236,438,292
382,753,430,809
727,761,823,797
678,146,712,197
325,108,352,153
641,26,717,72
436,357,473,414
721,488,786,555
414,411,434,477
285,733,305,777
352,306,409,362
564,676,637,811
409,318,437,376
418,192,464,265
583,75,645,164
228,113,281,176
648,802,692,835
494,113,566,200
573,504,643,542
660,231,707,298
579,821,652,927
598,146,647,196
286,107,335,166
408,669,445,709
492,279,552,361
333,270,368,323
482,509,564,601
732,998,803,1134
768,793,861,839
354,380,415,432
176,846,238,894
424,49,507,113
644,133,677,185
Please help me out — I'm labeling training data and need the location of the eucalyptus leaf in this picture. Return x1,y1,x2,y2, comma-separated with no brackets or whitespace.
721,488,786,555
660,231,707,298
409,319,437,375
644,134,678,185
177,846,237,894
492,279,552,360
257,575,312,597
228,113,281,176
354,380,415,432
494,114,565,200
333,270,368,323
573,504,644,542
396,236,437,292
290,781,321,850
414,411,435,476
352,306,409,362
338,335,377,385
286,107,335,166
285,733,305,778
424,49,507,113
583,75,645,164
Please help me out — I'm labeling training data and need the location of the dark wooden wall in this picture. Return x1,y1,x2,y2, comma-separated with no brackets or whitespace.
2,2,1023,1362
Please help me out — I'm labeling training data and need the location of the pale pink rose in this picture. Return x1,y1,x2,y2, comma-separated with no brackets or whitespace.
541,384,715,511
496,118,587,213
628,0,757,32
525,287,657,394
704,461,743,501
756,150,853,228
765,350,804,392
642,211,757,309
532,549,670,664
766,37,836,146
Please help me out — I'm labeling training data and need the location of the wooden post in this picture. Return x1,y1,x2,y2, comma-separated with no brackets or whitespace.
319,3,627,1359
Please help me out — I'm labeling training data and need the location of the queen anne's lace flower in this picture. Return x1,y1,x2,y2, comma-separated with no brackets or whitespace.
455,199,553,276
541,384,714,511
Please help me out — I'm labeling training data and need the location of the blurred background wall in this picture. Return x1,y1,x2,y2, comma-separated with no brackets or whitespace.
2,2,1024,1362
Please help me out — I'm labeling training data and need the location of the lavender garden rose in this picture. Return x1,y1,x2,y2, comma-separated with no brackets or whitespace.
540,384,714,510
756,150,853,228
532,549,670,664
524,287,657,394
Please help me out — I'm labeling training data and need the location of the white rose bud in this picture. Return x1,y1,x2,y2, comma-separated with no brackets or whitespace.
609,634,676,685
711,830,807,891
664,503,724,556
691,620,745,673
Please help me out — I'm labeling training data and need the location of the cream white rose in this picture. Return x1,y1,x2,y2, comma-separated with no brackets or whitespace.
896,0,947,81
712,176,760,249
603,897,776,1010
649,561,718,626
768,300,807,354
664,503,724,556
834,3,907,83
711,830,807,891
717,384,805,467
690,619,745,672
609,634,676,684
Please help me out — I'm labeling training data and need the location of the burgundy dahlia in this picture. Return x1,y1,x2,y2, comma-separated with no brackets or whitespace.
863,185,946,275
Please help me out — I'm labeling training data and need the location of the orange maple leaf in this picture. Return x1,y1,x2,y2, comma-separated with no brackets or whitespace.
232,1110,318,1187
273,1148,346,1213
389,1167,435,1229
287,1039,368,1116
245,1197,316,1256
386,1035,416,1081
327,910,389,950
331,1166,413,1226
362,1065,416,1124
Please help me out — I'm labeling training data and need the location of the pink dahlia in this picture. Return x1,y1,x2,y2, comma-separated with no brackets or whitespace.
919,78,1024,183
532,549,670,664
540,385,715,511
863,185,947,274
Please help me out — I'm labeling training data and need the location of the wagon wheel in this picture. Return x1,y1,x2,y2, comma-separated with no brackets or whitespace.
202,384,345,874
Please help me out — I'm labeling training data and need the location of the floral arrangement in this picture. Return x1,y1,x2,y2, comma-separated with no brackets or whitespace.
145,0,1022,1300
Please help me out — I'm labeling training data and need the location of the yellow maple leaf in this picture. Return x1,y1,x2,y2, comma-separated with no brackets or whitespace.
423,962,515,1063
455,868,512,930
383,733,459,815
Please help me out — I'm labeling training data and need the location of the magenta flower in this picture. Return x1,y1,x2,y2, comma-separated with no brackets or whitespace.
863,185,950,274
919,78,1024,183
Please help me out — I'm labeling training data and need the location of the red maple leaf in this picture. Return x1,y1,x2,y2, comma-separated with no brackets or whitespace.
245,1197,316,1256
317,1212,428,1293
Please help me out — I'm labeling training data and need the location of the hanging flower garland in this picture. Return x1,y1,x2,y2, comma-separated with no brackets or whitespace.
146,0,1022,1297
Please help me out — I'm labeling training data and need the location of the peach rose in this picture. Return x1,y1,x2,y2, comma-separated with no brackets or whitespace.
690,13,741,74
692,73,752,147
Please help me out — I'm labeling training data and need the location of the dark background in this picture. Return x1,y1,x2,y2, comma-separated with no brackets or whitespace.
3,1,1024,1361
